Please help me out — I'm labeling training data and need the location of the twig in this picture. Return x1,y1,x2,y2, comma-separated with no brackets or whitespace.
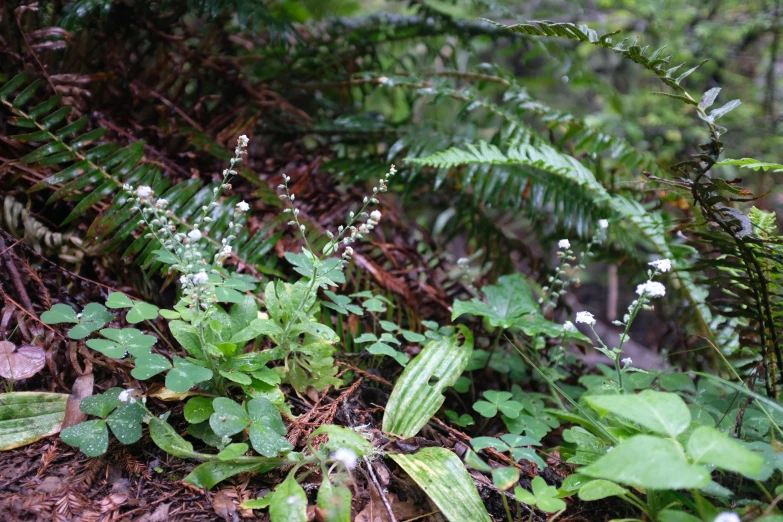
364,455,398,522
0,236,34,314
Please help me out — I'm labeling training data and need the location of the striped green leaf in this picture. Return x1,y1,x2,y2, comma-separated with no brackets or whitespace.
382,326,473,438
390,448,491,522
0,392,69,450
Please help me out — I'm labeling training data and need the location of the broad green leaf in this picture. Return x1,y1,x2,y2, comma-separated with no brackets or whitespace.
452,273,537,329
210,397,250,437
586,390,691,437
383,326,473,438
231,318,284,344
41,304,78,324
577,479,627,501
148,416,208,460
106,401,145,444
582,435,710,489
165,357,213,392
217,443,249,460
230,295,258,332
86,328,156,358
659,373,696,393
310,424,372,456
269,475,307,522
247,397,292,457
317,479,352,522
184,457,287,490
492,466,519,490
169,320,204,358
390,447,492,522
60,419,108,456
658,510,704,522
132,353,172,380
184,397,214,424
67,303,113,340
0,392,68,450
686,426,763,477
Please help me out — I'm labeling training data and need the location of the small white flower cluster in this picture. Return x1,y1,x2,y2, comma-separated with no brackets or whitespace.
621,357,632,367
648,258,672,273
635,280,666,298
558,239,571,250
598,219,609,229
118,388,137,404
575,311,595,326
713,513,740,522
562,320,577,332
331,448,358,470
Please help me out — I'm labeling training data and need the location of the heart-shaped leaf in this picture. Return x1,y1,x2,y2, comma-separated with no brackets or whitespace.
0,342,45,380
68,303,114,340
107,401,145,444
165,357,213,392
60,419,109,456
586,390,691,437
105,292,134,308
248,397,292,457
131,353,172,380
80,388,122,418
184,396,214,424
86,328,157,358
126,301,159,323
210,397,250,437
41,303,78,324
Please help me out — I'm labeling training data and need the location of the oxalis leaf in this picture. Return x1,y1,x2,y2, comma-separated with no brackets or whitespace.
60,419,109,457
382,326,473,438
165,357,213,392
390,447,492,522
582,435,710,490
585,390,691,437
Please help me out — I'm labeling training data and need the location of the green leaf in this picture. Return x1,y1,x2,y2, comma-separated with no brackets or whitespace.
577,479,627,501
86,328,157,358
658,509,703,522
247,397,292,457
217,443,249,460
269,475,307,522
60,419,109,457
586,390,691,437
131,353,172,380
383,326,473,438
210,397,250,437
452,273,538,329
0,392,68,450
105,292,134,309
230,295,259,332
41,304,78,324
148,416,206,460
184,397,215,424
126,301,159,323
80,388,122,418
311,424,373,457
106,401,145,444
169,320,204,358
514,485,536,506
686,426,764,477
472,401,498,418
184,458,286,490
530,476,566,512
68,303,114,340
492,466,519,490
165,357,213,392
317,479,352,522
231,318,284,344
659,373,696,393
582,435,710,489
390,447,492,522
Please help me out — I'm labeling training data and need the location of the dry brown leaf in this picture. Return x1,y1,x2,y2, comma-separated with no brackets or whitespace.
212,490,239,522
0,341,45,380
62,373,94,429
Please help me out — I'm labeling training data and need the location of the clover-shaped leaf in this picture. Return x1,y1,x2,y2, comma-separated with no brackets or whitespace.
492,466,519,490
80,388,123,418
322,291,363,316
107,401,145,444
366,342,409,366
60,419,109,457
445,410,474,427
248,397,292,457
514,476,566,513
184,397,214,424
105,293,159,323
68,303,114,340
131,353,172,380
503,414,552,440
209,397,250,438
86,328,157,358
473,391,523,418
165,357,213,392
41,303,78,324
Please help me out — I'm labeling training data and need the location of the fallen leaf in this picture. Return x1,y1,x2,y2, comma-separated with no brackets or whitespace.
212,490,239,522
0,341,45,380
133,502,170,522
62,373,94,429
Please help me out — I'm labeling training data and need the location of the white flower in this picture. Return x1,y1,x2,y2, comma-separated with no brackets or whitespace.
563,321,577,332
237,135,249,147
221,245,232,255
118,389,136,404
187,229,202,241
332,448,358,470
236,200,250,212
344,246,354,257
598,219,609,229
370,210,382,222
648,258,672,273
155,199,168,208
575,311,595,326
636,280,666,298
621,357,632,367
135,186,152,198
558,239,571,249
713,513,740,522
192,271,209,285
